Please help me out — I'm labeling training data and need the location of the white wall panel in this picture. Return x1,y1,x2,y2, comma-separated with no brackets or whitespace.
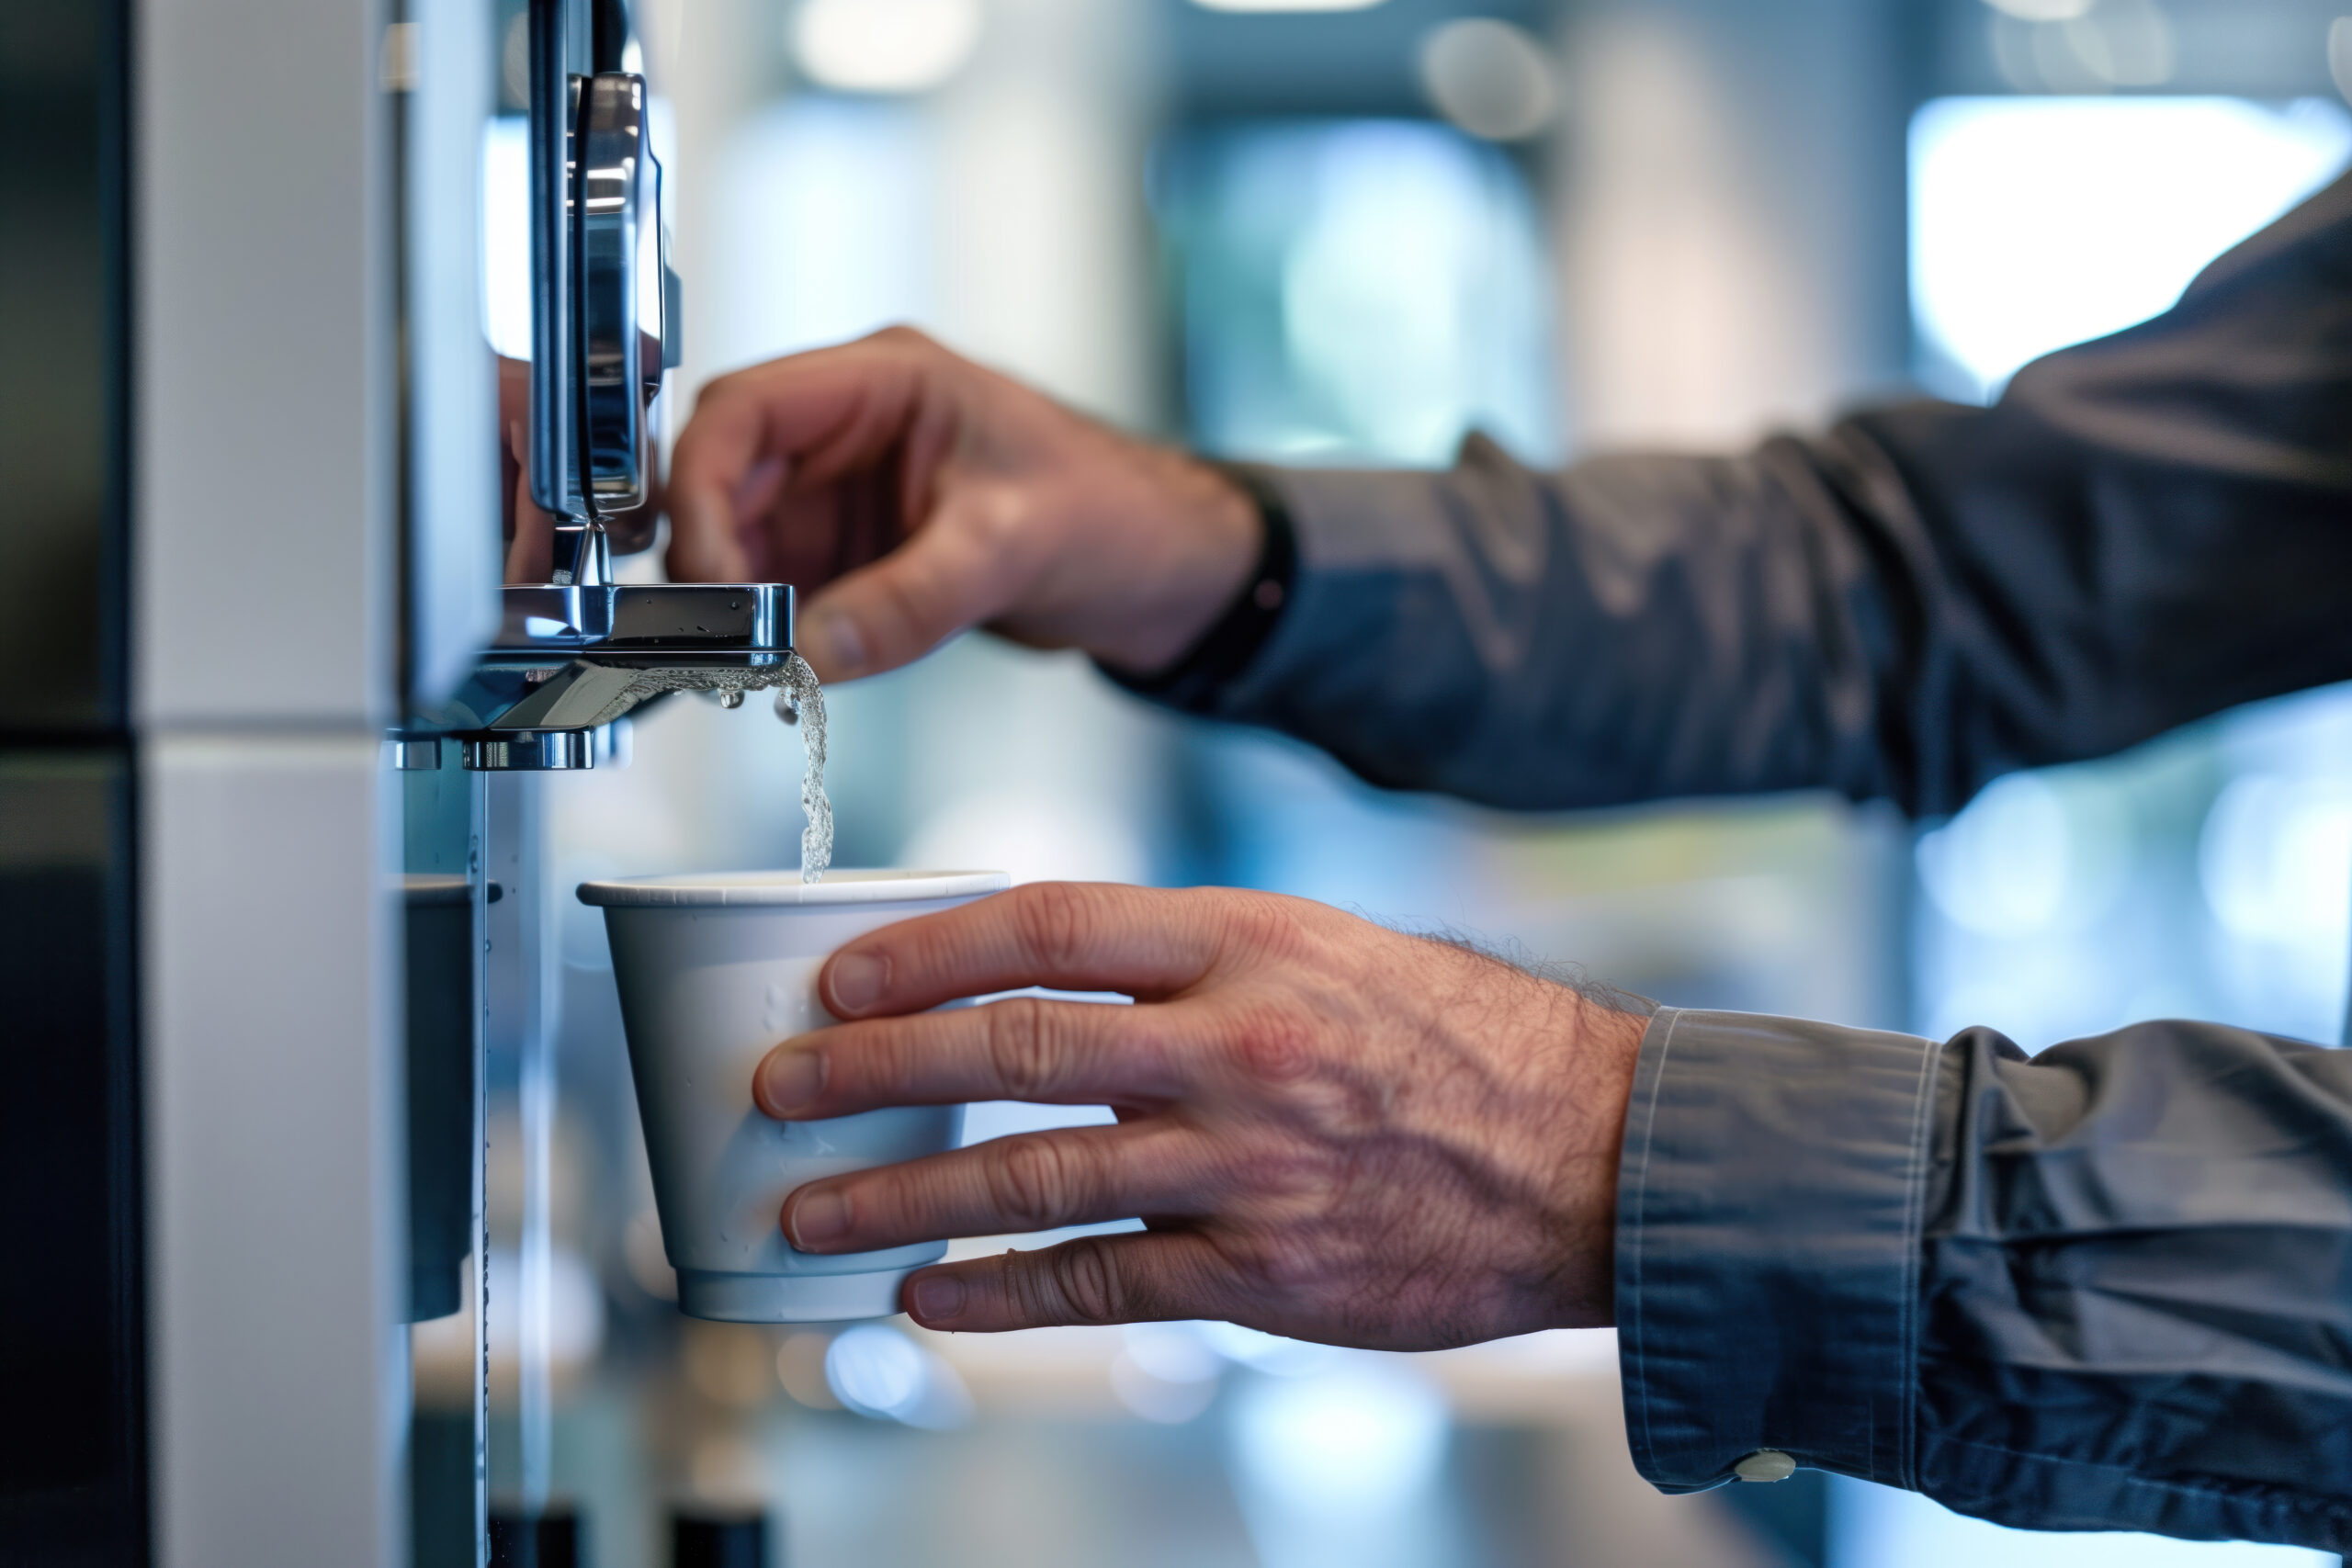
143,735,404,1567
138,0,393,728
137,0,404,1561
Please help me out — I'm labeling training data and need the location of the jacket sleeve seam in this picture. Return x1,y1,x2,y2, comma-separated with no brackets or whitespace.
1894,1031,1944,1490
1622,1007,1681,1470
1925,1429,2352,1523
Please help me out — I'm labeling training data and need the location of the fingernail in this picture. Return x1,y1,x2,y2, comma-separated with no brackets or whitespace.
910,1273,967,1323
758,1047,824,1115
808,610,865,677
827,951,886,1015
787,1188,850,1248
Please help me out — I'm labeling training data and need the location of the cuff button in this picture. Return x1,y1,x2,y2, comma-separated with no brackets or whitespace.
1734,1450,1797,1483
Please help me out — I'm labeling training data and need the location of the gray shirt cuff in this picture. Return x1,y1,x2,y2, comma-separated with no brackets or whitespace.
1616,1007,1947,1492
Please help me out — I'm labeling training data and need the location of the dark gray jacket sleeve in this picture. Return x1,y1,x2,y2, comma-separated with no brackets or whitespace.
1128,178,2352,1540
1166,172,2352,818
1619,1008,2352,1550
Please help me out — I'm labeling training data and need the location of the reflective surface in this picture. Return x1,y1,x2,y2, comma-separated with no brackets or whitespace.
578,72,662,514
1,2,146,1559
424,581,793,768
525,0,584,523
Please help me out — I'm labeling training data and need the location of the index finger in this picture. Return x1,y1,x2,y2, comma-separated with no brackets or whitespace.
821,883,1227,1019
667,333,947,580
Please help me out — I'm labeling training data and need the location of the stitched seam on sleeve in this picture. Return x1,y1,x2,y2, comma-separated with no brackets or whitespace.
1926,1430,2352,1523
1895,1032,1943,1491
1625,1008,1680,1469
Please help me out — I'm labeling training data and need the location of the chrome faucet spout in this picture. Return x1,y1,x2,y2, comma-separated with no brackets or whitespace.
421,582,796,770
548,520,612,588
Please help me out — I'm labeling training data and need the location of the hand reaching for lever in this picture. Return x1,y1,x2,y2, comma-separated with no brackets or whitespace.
752,882,1649,1347
666,329,1262,683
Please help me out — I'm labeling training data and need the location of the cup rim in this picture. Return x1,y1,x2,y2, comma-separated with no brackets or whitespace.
576,868,1010,908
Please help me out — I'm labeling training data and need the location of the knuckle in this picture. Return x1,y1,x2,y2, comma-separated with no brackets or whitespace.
687,368,741,412
1046,1238,1127,1325
985,997,1063,1100
986,1135,1082,1230
963,484,1035,553
1227,1229,1337,1300
689,360,776,416
1251,1236,1324,1294
1012,882,1094,973
1231,1003,1317,1087
1237,1137,1343,1206
871,322,933,353
945,493,1045,604
1001,1257,1057,1325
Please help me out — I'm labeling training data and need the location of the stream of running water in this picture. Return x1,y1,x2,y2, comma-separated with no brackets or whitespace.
774,650,831,883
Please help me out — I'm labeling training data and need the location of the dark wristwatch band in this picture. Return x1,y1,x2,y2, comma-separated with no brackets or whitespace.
1108,463,1297,711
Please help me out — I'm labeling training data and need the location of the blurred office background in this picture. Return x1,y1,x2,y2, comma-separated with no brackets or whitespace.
435,1,2352,1563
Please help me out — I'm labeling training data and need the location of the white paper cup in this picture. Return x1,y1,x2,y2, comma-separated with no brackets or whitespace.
579,869,1011,1323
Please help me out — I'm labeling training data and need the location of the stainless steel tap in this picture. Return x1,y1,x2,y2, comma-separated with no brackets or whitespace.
409,0,793,772
431,578,793,770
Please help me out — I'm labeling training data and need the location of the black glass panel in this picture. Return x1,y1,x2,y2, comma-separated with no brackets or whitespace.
0,0,141,1559
0,753,144,1564
0,0,127,736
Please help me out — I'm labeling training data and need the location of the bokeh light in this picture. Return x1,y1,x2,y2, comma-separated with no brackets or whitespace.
1227,1359,1448,1513
1910,96,2352,402
1418,18,1558,143
1163,118,1556,467
788,0,983,96
1979,0,2093,18
1192,0,1386,11
1111,1322,1226,1424
825,1323,978,1429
